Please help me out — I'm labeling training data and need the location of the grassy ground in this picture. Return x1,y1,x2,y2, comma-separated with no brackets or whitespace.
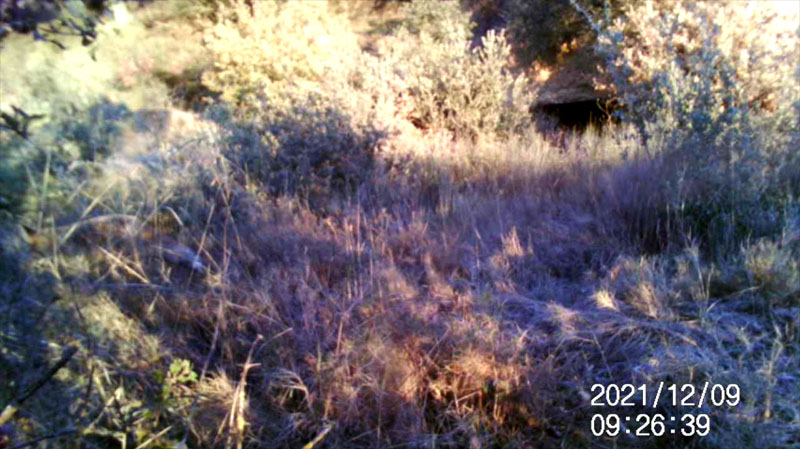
1,1,798,448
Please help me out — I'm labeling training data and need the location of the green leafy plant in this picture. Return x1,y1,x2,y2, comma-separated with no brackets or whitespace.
166,359,198,389
156,358,198,412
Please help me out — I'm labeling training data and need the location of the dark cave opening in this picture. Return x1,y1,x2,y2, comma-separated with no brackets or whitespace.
534,99,619,132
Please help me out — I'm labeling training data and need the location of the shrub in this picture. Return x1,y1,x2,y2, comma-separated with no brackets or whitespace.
573,0,800,252
402,0,473,43
392,1,535,140
505,0,608,66
200,0,361,107
0,1,183,124
0,34,115,118
742,238,800,308
59,101,133,161
585,0,798,164
0,101,133,218
218,94,384,206
412,29,535,140
96,3,208,108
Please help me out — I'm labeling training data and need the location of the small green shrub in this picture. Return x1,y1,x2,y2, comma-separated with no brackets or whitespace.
157,358,199,405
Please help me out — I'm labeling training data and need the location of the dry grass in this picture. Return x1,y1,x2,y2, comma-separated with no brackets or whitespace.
8,111,794,447
1,1,798,449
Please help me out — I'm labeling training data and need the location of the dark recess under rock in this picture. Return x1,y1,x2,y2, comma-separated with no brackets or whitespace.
535,99,619,131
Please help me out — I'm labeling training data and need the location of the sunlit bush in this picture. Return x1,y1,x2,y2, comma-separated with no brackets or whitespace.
402,0,473,43
201,0,361,106
587,0,799,165
574,0,800,251
390,1,535,140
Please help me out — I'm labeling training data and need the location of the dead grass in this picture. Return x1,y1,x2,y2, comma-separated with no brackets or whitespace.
1,2,798,449
9,115,793,447
6,98,797,447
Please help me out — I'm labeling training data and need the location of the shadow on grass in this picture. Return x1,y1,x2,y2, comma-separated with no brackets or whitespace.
3,95,797,448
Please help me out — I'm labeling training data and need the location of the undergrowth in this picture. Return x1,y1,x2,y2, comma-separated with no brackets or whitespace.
1,1,798,448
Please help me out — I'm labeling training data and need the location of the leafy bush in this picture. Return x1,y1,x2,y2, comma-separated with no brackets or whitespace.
391,1,535,140
574,0,800,252
402,0,473,43
0,1,185,125
201,0,360,106
219,94,384,205
0,35,114,118
0,101,133,217
505,0,610,66
157,358,198,405
96,3,208,108
410,29,535,140
587,0,798,164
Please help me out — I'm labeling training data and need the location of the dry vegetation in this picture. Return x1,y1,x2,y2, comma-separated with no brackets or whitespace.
1,1,798,448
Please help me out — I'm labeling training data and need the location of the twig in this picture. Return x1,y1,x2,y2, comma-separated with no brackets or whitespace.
17,346,78,405
133,425,172,449
228,335,262,449
36,145,52,232
188,203,215,285
0,347,79,430
97,247,150,284
200,300,224,384
9,429,76,449
302,423,334,449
